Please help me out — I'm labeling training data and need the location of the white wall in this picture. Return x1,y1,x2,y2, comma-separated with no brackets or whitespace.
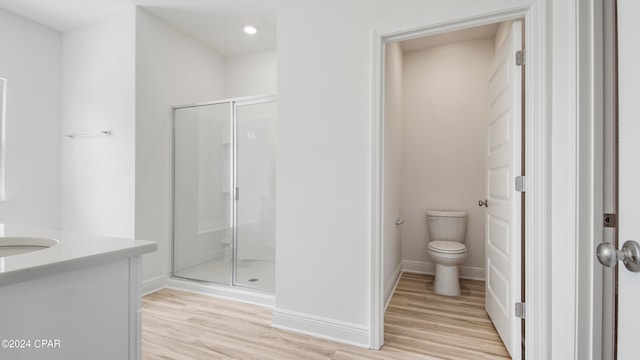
401,37,493,275
0,8,61,228
226,50,277,98
276,0,377,335
60,8,136,238
134,8,227,287
382,41,403,302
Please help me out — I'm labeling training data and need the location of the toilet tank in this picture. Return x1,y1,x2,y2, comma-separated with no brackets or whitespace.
426,210,468,242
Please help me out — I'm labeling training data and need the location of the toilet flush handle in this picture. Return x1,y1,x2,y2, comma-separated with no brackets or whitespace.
478,199,488,207
395,219,406,226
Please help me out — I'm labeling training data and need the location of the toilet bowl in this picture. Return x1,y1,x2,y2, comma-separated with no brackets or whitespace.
426,210,468,296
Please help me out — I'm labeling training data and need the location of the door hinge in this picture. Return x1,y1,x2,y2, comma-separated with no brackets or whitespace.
603,213,617,228
516,50,525,66
515,176,526,192
515,302,526,319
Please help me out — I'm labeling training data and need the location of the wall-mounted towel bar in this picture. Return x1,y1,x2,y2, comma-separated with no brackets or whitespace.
64,130,111,139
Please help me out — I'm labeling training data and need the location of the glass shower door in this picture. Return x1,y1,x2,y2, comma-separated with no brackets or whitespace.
234,99,277,291
173,102,232,285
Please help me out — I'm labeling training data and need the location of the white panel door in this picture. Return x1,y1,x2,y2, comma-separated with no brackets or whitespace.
616,1,640,357
485,21,522,360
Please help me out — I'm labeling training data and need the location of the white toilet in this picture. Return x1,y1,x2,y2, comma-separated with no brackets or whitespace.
426,210,468,296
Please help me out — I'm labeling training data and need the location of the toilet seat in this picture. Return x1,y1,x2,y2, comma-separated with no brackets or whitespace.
428,241,466,254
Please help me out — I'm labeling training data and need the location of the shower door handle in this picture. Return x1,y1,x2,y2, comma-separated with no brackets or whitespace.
235,187,240,201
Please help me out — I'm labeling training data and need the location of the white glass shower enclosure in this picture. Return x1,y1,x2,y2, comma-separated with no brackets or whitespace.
172,95,276,292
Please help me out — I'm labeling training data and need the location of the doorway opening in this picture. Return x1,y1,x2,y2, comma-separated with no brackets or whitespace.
379,20,524,359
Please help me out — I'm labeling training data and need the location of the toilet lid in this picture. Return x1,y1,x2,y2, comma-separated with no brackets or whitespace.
428,241,466,254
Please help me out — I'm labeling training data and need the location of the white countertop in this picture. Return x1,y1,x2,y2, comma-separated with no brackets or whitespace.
0,224,157,287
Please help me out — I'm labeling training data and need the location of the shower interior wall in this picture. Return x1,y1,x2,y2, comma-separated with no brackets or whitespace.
386,28,513,288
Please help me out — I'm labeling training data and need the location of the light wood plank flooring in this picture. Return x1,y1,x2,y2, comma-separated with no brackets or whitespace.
142,273,510,359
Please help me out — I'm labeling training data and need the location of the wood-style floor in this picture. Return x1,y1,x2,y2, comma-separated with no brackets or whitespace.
142,273,510,359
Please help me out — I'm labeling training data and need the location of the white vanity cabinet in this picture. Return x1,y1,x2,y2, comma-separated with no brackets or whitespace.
0,226,156,360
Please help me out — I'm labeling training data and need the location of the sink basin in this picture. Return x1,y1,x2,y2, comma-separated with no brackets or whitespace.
0,237,58,257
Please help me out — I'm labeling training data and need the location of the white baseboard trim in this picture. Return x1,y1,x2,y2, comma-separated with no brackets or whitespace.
402,260,485,280
272,309,370,349
384,262,403,310
166,277,275,308
459,266,485,280
142,274,169,296
402,260,435,275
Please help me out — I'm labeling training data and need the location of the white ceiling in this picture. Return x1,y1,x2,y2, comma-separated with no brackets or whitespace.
0,0,276,57
400,23,499,52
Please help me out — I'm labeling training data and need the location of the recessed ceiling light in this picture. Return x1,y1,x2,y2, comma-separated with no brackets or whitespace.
244,26,257,35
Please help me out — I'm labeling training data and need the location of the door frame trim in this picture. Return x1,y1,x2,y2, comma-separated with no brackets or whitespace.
369,2,551,357
575,0,609,358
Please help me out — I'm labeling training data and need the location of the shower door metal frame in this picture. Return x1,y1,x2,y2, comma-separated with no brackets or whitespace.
171,94,276,292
